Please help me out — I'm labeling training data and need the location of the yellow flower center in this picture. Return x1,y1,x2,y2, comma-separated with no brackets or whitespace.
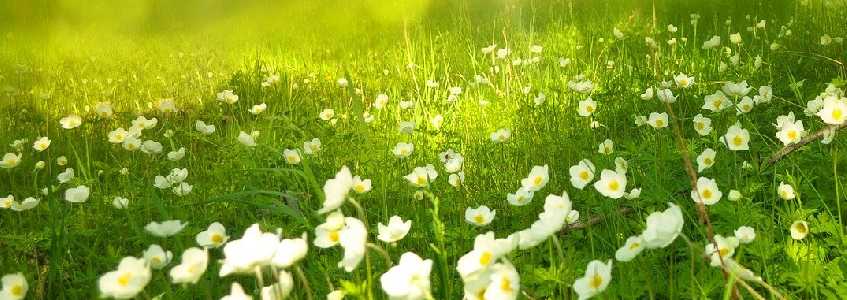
117,272,132,287
718,247,730,257
11,284,23,296
500,277,513,293
211,233,223,244
579,171,590,180
608,180,620,191
354,184,366,193
787,130,797,140
732,136,743,146
795,224,807,233
712,100,722,109
329,230,340,242
629,242,641,250
701,189,713,199
590,274,604,289
416,175,427,186
833,109,843,121
474,214,485,224
533,176,543,187
655,119,664,127
704,158,713,165
695,122,704,130
586,105,595,113
479,251,493,266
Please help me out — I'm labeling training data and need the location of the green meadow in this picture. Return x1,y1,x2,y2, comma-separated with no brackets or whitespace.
1,0,846,299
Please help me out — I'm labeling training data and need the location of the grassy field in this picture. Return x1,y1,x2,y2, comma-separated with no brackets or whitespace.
1,0,847,299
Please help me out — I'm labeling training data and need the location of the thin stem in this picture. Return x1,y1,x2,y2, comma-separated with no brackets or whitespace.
367,243,394,268
294,265,315,300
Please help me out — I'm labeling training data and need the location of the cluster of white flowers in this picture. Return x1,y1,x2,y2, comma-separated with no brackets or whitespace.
153,168,193,196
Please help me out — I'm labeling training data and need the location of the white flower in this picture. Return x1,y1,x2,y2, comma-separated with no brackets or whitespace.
352,176,372,194
217,90,239,104
722,81,752,98
593,169,627,199
702,35,721,49
167,147,186,161
57,168,75,184
577,98,597,117
196,222,229,248
10,197,39,211
790,220,809,240
378,216,412,243
327,290,346,300
144,220,187,238
639,87,654,100
465,205,496,226
597,139,614,155
0,273,28,300
64,185,90,203
0,153,21,169
392,143,414,158
140,140,163,154
775,118,805,145
169,248,208,285
238,131,257,147
735,226,756,244
59,115,83,129
615,235,645,262
691,177,722,205
612,27,624,39
221,283,251,300
98,257,151,299
195,121,216,135
283,149,301,165
456,232,516,279
95,102,114,118
729,190,742,201
723,122,750,151
755,86,773,104
405,165,438,188
271,233,309,268
380,252,433,300
573,260,613,300
520,165,549,192
704,235,739,266
674,73,694,88
122,137,141,151
303,138,322,155
646,112,668,128
319,109,335,121
642,203,684,249
318,166,354,214
703,91,731,112
143,244,173,270
777,182,796,200
729,33,743,44
219,224,280,276
696,148,716,173
32,137,50,152
569,159,596,189
656,89,676,103
817,96,846,125
483,263,520,300
131,116,158,130
248,103,267,115
261,271,294,300
490,129,511,143
338,217,368,272
624,188,641,200
448,172,465,187
314,211,346,248
506,188,534,206
736,96,755,114
113,197,129,209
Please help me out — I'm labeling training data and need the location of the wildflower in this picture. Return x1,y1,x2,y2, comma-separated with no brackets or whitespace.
736,97,754,114
65,185,90,203
237,131,257,147
143,244,173,270
216,90,239,104
113,197,129,209
303,138,322,155
569,159,596,189
777,182,796,200
490,129,511,143
593,169,627,199
696,148,716,172
248,103,267,115
95,102,114,118
639,87,654,100
380,252,433,300
219,224,280,276
59,115,83,129
465,205,496,226
196,222,229,248
817,96,846,125
338,217,368,272
578,98,597,116
728,190,742,201
195,121,216,135
144,220,187,238
790,220,809,240
703,91,731,112
674,73,694,88
169,248,208,285
722,81,752,98
319,109,335,121
405,165,438,188
704,235,740,266
167,147,186,161
98,257,151,299
702,35,721,49
573,260,613,300
597,139,614,155
271,233,309,268
377,216,412,244
775,117,805,145
392,143,414,158
507,188,535,206
221,283,251,300
318,166,354,214
32,137,50,152
482,263,520,300
283,149,301,165
691,177,722,205
0,273,28,300
0,153,21,169
520,165,549,192
735,226,756,244
729,33,742,44
260,271,294,299
642,203,684,248
615,235,645,262
140,140,163,154
723,123,750,151
647,112,668,128
656,89,676,103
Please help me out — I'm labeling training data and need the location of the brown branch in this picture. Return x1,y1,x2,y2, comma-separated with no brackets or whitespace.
762,123,847,169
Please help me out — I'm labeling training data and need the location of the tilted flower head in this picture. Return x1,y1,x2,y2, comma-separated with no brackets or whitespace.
465,205,496,227
237,131,257,147
352,176,372,194
219,224,280,276
573,260,613,300
704,235,740,266
392,142,414,158
169,248,208,285
483,263,520,300
722,81,752,98
98,256,152,299
702,35,721,49
142,244,173,270
59,114,83,129
380,252,433,300
656,88,676,103
615,235,645,262
777,182,796,200
144,220,187,238
318,166,354,214
646,112,668,128
639,87,654,100
195,121,216,135
1,153,22,169
261,271,293,300
735,226,756,244
568,159,595,190
520,165,549,192
577,98,597,117
691,177,722,205
248,103,267,115
816,96,847,125
490,128,511,143
641,203,684,249
196,222,229,248
723,122,750,151
271,232,309,268
696,148,716,173
404,165,438,188
303,138,322,155
283,149,301,165
456,232,516,280
597,139,614,155
790,220,809,240
692,114,713,136
64,185,90,203
1,272,28,300
593,169,627,199
703,91,731,112
216,90,239,104
32,137,51,152
507,187,535,206
674,73,694,88
377,216,412,244
315,211,347,248
338,217,368,272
